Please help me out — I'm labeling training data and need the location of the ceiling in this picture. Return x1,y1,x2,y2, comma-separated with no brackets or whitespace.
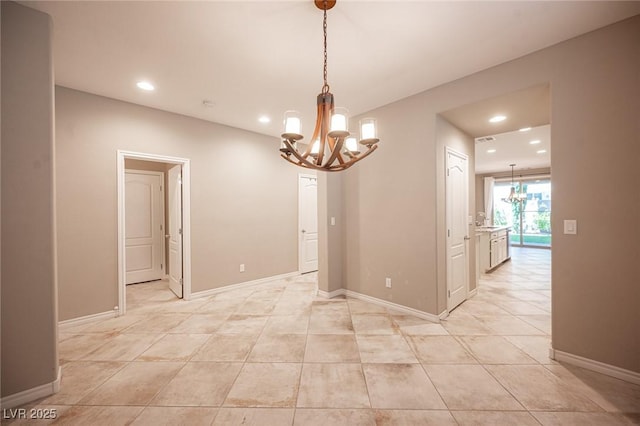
474,125,551,175
441,84,551,174
22,1,640,141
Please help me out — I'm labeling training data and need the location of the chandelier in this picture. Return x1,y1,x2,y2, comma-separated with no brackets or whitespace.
279,0,380,172
503,164,526,203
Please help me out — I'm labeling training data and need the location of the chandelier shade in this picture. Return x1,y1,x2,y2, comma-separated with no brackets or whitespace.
280,0,380,172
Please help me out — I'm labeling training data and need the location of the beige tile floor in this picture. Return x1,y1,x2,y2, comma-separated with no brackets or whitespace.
10,248,640,425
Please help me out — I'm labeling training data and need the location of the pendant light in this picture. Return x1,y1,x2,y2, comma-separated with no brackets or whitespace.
279,0,380,172
503,164,526,203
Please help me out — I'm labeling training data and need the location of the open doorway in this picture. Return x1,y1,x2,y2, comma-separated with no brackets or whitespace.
117,151,192,316
440,83,551,311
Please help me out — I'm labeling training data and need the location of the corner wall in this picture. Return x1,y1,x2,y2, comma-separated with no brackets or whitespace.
1,1,59,400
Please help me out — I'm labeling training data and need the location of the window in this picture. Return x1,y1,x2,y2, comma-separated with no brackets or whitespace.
493,178,551,247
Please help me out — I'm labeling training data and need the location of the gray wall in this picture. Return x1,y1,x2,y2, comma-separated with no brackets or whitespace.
345,94,437,313
1,2,59,398
342,16,640,372
56,87,299,321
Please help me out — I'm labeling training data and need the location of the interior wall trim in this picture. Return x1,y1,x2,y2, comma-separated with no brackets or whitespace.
550,348,640,386
58,310,117,329
0,367,61,410
318,288,441,323
316,288,345,299
190,271,300,300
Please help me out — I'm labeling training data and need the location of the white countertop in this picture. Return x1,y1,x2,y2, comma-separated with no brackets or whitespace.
475,226,511,235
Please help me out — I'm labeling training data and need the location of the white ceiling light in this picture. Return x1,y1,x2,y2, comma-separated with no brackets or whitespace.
489,115,507,123
487,149,496,153
258,115,271,124
136,81,155,91
529,139,541,145
519,127,532,132
537,149,547,154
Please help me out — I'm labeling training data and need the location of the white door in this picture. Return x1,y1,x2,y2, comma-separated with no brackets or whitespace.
168,165,183,298
446,148,469,311
125,171,164,284
299,174,318,273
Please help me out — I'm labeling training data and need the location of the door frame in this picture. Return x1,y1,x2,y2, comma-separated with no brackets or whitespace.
298,173,318,273
445,146,469,312
117,150,192,315
124,169,165,284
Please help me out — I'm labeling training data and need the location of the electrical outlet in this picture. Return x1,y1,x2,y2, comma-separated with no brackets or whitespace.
385,277,392,288
240,264,245,272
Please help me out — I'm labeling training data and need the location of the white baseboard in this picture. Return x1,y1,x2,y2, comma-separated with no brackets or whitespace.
550,348,640,385
468,288,478,298
0,366,61,409
317,287,440,323
317,288,346,299
346,290,441,323
59,310,117,329
190,271,300,300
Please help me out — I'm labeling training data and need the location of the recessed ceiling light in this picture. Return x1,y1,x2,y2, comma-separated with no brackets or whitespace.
487,149,496,153
529,140,541,145
519,127,532,132
136,81,155,91
258,115,271,124
489,115,507,123
537,149,547,154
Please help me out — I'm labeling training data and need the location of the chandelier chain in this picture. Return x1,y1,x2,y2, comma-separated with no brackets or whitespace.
322,0,330,94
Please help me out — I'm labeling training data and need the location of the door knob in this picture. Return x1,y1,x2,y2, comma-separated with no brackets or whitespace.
464,236,470,240
165,234,170,238
301,229,306,233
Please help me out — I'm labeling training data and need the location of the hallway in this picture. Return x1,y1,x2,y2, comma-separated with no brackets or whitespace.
13,248,640,425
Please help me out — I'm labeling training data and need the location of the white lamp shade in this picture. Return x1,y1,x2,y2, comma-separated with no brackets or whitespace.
283,110,301,135
330,107,349,132
360,118,377,140
345,135,358,152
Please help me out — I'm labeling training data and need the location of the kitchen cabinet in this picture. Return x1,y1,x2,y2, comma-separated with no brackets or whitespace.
477,227,511,273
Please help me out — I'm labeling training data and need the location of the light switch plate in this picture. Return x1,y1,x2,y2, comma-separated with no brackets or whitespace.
564,219,577,235
331,217,336,226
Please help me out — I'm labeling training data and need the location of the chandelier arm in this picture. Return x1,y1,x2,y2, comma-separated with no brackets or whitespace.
282,139,322,169
281,153,317,170
324,136,344,166
335,150,346,165
326,144,378,171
